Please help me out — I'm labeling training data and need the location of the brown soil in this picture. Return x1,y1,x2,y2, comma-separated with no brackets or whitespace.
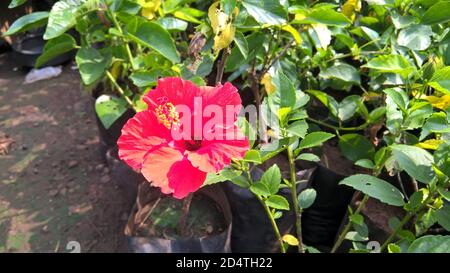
0,53,129,252
135,194,226,240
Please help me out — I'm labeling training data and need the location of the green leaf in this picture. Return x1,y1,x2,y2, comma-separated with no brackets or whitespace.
306,90,339,118
368,107,387,123
391,11,417,29
3,12,49,36
268,70,297,110
173,7,204,24
230,175,251,188
296,153,320,162
420,112,450,140
339,174,405,206
298,132,334,150
241,0,287,25
243,150,262,164
75,47,110,85
422,1,450,25
438,188,450,201
265,195,290,210
221,0,237,16
298,188,317,209
233,31,248,59
427,66,450,95
203,169,242,186
355,159,375,169
261,165,282,195
384,88,409,112
350,214,364,225
35,34,76,68
128,22,180,63
434,142,450,177
397,25,432,51
129,71,159,88
95,95,127,129
156,17,188,31
237,116,256,149
286,120,308,138
320,63,361,88
309,23,331,49
404,101,433,130
250,182,271,197
338,134,375,162
225,32,265,72
388,243,402,253
345,231,368,242
293,6,351,27
363,54,414,78
407,235,450,253
391,144,435,184
44,0,96,40
8,0,27,9
435,204,450,231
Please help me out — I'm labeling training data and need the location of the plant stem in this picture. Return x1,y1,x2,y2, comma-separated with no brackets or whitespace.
246,170,286,253
216,47,230,84
379,192,434,252
139,197,161,229
331,194,369,253
105,70,137,111
258,38,295,81
307,117,369,132
287,146,304,253
379,211,414,252
107,7,137,71
178,193,194,237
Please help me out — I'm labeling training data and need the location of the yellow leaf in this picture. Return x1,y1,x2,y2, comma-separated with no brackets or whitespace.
416,139,444,150
208,2,221,32
282,25,302,44
208,2,235,52
213,24,235,52
294,12,307,21
261,73,276,95
342,0,361,21
282,234,299,246
422,95,450,110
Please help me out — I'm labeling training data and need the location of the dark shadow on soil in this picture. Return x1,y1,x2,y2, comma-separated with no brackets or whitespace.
0,52,129,252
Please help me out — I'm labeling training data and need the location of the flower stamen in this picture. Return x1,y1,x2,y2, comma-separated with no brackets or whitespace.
155,102,180,129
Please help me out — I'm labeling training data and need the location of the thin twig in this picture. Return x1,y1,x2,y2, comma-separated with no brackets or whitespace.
331,194,369,253
105,71,137,111
138,197,161,229
178,193,194,237
216,47,231,84
258,38,295,81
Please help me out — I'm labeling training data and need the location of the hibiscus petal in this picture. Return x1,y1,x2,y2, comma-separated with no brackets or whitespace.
141,146,184,195
117,110,171,170
198,82,242,118
168,159,207,199
143,77,199,109
187,125,249,173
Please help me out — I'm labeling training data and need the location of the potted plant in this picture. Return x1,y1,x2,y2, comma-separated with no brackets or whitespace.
116,76,249,252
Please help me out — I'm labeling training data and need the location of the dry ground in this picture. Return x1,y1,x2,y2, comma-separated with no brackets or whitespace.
0,52,129,252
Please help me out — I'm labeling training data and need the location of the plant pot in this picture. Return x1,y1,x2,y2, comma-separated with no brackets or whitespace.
301,165,355,251
105,147,144,207
11,33,74,68
224,167,313,253
125,183,232,253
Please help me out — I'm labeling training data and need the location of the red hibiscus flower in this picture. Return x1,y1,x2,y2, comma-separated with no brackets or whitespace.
117,77,249,199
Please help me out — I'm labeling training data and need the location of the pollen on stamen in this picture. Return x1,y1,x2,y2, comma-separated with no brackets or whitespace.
155,102,180,129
